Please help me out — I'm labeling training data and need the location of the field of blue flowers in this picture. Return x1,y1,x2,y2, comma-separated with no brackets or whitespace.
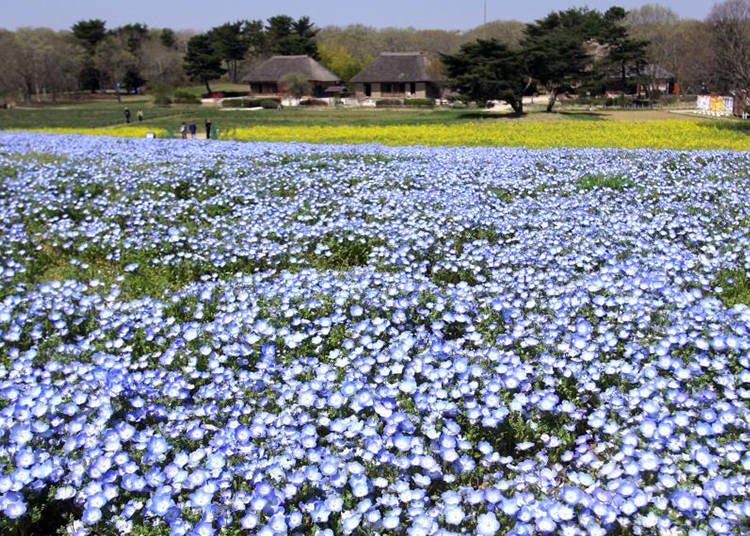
1,132,750,535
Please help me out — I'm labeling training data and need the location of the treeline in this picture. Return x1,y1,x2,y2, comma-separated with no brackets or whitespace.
0,2,746,104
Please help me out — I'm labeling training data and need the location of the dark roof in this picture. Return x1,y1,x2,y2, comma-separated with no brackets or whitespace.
241,55,341,83
350,52,440,83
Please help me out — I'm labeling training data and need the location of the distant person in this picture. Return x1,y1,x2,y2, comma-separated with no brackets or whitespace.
123,108,131,123
137,109,143,121
205,119,212,140
180,121,187,139
189,120,197,138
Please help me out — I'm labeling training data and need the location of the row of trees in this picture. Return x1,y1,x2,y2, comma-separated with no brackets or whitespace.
442,7,648,113
184,16,319,93
1,2,750,106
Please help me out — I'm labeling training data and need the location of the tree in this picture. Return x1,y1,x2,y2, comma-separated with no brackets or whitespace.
441,39,530,113
183,33,225,95
626,7,712,96
266,15,319,58
71,19,107,54
522,7,648,112
318,43,369,82
208,22,250,83
599,7,649,102
281,72,311,98
159,28,177,49
522,9,596,112
6,28,81,103
72,19,107,93
140,39,186,87
707,0,750,93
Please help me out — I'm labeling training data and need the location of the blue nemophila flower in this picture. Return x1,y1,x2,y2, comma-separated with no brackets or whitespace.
3,135,750,534
475,512,500,535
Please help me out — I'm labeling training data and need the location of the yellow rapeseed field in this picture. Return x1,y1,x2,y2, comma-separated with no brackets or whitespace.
18,127,170,139
16,119,750,151
221,120,750,151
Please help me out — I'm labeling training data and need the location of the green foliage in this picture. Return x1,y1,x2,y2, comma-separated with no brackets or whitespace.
311,233,384,270
441,38,529,114
221,97,281,108
576,173,635,191
173,89,201,104
207,22,253,83
319,43,370,82
715,266,750,308
281,72,312,99
267,15,320,58
71,19,107,54
404,98,435,107
376,98,403,107
150,84,174,106
522,7,647,112
184,33,226,95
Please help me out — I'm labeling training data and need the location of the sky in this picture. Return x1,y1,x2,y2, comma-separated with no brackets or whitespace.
1,0,715,32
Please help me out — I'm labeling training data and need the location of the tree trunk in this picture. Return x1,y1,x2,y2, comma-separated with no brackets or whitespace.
546,88,558,112
510,98,523,114
205,80,213,96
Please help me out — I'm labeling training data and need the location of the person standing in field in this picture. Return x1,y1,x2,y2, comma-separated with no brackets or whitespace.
189,120,197,138
137,109,143,121
123,108,131,123
205,119,212,140
180,121,187,139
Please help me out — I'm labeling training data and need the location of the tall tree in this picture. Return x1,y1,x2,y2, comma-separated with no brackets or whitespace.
522,7,648,112
441,38,529,113
159,28,177,49
72,19,107,93
600,7,649,102
707,0,750,93
71,19,107,54
522,9,595,112
266,15,319,58
318,43,369,82
183,33,226,95
208,22,250,83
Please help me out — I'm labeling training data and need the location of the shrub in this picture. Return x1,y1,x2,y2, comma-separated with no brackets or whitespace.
376,98,403,107
150,84,174,106
260,99,282,109
404,98,435,107
221,98,246,108
221,97,281,108
299,98,328,106
173,90,201,104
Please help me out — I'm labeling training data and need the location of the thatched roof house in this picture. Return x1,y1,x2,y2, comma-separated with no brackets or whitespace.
241,55,341,97
350,52,443,99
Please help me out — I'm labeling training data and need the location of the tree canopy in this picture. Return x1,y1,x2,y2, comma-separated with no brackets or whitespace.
441,39,529,113
183,33,226,94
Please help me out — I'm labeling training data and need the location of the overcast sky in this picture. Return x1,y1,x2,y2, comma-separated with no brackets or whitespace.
1,1,715,32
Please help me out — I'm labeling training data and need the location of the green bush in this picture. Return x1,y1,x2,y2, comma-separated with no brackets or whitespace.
150,84,174,106
259,99,281,109
404,98,435,107
376,98,403,107
221,97,281,108
221,98,246,108
173,90,201,104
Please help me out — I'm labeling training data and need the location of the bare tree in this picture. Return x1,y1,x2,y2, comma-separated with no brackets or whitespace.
4,28,82,103
140,39,186,87
0,30,21,104
708,0,750,92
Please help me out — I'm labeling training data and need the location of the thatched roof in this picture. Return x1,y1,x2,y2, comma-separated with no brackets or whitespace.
242,55,341,83
350,52,439,83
